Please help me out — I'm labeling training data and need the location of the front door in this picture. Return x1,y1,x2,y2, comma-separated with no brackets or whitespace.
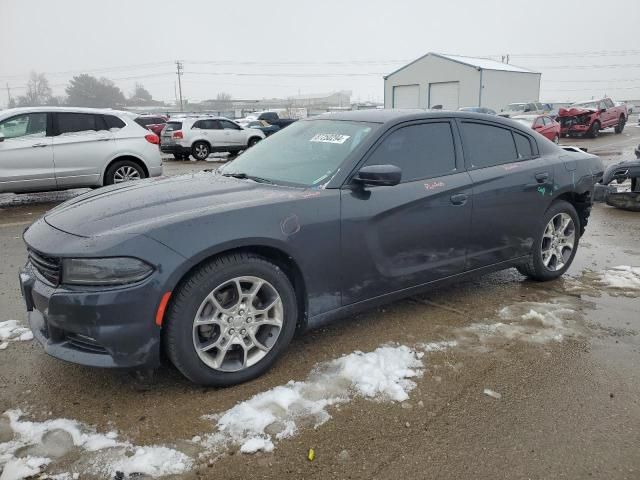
458,120,555,269
0,112,54,193
51,112,114,188
340,120,472,305
220,120,246,147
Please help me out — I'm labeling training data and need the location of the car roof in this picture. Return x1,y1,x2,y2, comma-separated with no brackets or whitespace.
512,114,541,120
0,106,133,118
307,109,534,131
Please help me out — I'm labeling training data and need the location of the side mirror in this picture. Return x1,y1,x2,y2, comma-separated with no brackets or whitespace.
354,165,401,187
0,133,4,143
600,108,606,113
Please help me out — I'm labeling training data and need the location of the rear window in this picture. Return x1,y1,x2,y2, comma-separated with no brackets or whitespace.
135,117,154,127
461,122,517,168
164,121,182,132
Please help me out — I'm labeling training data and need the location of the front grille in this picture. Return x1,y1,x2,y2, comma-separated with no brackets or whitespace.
28,249,61,286
66,333,108,354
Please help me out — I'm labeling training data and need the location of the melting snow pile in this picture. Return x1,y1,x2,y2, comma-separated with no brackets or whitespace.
462,300,579,344
416,340,458,352
597,266,640,291
202,345,423,454
0,410,192,480
0,321,33,350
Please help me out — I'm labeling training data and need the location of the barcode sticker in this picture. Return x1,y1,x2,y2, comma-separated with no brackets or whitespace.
310,133,350,144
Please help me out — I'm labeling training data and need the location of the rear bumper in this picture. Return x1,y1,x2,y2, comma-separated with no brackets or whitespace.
160,144,190,155
149,165,163,178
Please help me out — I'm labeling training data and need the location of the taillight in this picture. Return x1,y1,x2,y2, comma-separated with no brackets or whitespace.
145,134,159,145
172,131,183,139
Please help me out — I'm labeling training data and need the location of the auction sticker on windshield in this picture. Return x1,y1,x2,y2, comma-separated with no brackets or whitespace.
310,133,351,144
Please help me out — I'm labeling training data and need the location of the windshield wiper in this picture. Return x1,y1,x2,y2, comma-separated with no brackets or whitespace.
221,172,274,184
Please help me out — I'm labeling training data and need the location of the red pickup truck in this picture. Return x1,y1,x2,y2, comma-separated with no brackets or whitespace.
557,98,627,138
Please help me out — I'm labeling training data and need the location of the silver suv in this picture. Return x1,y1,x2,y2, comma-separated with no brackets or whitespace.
0,107,162,193
160,116,266,160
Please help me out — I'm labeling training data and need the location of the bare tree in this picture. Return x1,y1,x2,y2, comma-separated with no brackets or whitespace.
17,72,52,106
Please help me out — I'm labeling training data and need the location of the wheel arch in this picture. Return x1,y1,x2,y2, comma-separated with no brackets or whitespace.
102,155,149,185
163,242,309,332
553,191,592,236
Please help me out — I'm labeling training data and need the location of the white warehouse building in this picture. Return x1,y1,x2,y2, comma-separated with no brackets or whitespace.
384,52,541,112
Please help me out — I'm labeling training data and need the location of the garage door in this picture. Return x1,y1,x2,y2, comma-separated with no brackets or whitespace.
392,85,420,109
429,82,460,110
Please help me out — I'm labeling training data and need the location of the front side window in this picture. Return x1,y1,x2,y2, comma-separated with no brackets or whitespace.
0,113,47,140
220,119,377,187
461,122,517,168
364,122,456,182
57,113,104,135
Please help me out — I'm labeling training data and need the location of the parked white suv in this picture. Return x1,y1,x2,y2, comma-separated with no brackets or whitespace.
160,116,265,160
0,107,162,194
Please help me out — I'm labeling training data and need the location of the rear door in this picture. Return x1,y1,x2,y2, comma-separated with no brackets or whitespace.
459,120,554,269
51,112,114,188
340,120,473,304
0,112,54,193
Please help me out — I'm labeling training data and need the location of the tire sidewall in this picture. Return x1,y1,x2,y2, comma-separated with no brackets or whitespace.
105,160,144,185
192,142,210,161
530,200,580,280
165,257,297,386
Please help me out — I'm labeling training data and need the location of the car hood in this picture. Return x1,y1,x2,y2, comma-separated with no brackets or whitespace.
44,173,301,237
558,106,596,117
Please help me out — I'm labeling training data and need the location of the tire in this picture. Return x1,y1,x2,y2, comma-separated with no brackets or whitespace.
164,253,298,386
247,137,261,148
104,160,145,186
587,121,600,138
192,141,211,161
517,200,580,281
614,116,626,134
173,154,183,160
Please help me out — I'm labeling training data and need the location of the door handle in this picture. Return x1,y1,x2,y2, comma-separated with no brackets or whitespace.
535,172,549,183
450,193,468,206
31,143,48,148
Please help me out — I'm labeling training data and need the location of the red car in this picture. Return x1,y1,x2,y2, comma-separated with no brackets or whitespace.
557,98,627,138
134,115,168,137
512,114,561,144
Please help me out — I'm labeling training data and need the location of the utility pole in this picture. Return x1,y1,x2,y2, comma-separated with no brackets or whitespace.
175,60,184,112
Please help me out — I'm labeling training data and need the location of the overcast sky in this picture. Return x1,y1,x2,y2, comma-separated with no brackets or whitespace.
1,0,639,106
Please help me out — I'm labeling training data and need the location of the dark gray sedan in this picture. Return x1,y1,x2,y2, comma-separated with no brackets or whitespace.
20,110,603,386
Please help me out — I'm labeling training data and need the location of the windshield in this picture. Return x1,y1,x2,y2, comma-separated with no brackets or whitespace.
219,119,377,187
506,104,526,111
513,117,534,127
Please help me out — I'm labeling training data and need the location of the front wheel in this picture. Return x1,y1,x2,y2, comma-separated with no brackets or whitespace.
164,253,298,386
587,121,600,138
247,137,261,148
517,200,580,281
105,160,145,185
614,116,626,134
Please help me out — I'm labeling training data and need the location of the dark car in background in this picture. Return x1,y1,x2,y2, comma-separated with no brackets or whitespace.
134,114,168,137
512,114,561,143
246,120,281,137
20,110,603,386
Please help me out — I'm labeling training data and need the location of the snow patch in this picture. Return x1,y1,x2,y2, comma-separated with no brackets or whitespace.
0,410,192,479
416,340,458,352
0,321,33,347
598,265,640,291
462,300,579,344
202,345,423,455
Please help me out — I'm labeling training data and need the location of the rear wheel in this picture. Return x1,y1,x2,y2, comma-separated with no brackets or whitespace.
517,200,580,281
164,253,298,386
105,160,145,185
192,142,211,161
614,116,626,134
248,137,261,148
587,121,600,138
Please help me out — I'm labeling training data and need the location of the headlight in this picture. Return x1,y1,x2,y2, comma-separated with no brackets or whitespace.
61,257,154,286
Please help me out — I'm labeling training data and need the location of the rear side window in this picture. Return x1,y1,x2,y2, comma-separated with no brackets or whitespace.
365,122,456,182
105,115,125,129
514,132,533,159
164,121,182,132
220,120,241,130
460,122,517,168
57,113,104,134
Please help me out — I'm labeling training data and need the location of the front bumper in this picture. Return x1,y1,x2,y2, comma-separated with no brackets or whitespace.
20,219,187,369
20,263,163,368
560,123,590,136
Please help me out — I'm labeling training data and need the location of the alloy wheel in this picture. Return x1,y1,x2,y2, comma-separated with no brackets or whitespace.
192,276,283,372
194,144,209,159
541,213,575,271
113,166,141,183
